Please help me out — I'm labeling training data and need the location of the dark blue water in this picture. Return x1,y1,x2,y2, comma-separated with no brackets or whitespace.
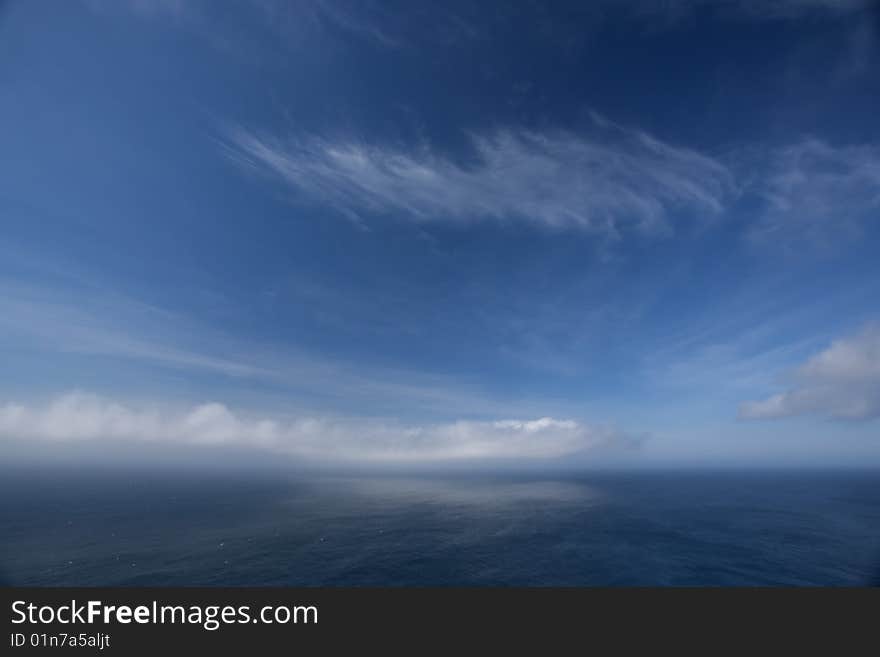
2,468,879,586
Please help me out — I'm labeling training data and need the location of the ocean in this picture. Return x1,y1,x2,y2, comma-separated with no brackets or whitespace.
2,468,879,586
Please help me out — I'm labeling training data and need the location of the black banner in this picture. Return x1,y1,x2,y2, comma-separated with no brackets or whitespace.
2,587,877,653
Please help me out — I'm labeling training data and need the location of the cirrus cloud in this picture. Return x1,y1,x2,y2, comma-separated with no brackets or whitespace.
223,114,734,235
748,138,880,247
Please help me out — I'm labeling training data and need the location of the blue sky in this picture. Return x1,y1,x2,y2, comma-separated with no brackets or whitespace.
1,0,879,467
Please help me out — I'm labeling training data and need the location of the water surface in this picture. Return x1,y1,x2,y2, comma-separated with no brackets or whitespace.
2,468,879,586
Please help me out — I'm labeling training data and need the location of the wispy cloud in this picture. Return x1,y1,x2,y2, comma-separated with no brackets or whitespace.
0,280,576,419
0,282,273,379
223,115,734,235
0,392,630,463
86,0,471,52
225,110,880,253
627,0,876,22
748,138,880,247
740,323,880,420
84,0,196,25
304,0,406,48
731,0,875,18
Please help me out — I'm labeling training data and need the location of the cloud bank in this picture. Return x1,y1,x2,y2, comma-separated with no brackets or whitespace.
740,324,880,420
0,393,628,463
224,116,733,235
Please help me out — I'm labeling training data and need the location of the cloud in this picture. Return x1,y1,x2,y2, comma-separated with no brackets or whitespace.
0,281,555,418
732,0,875,18
748,138,880,247
225,112,880,252
628,0,876,22
305,0,406,48
0,392,629,463
739,324,880,420
223,115,733,235
0,282,275,379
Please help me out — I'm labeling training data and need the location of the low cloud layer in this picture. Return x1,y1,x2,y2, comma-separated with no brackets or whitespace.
740,324,880,420
224,115,733,235
0,393,628,463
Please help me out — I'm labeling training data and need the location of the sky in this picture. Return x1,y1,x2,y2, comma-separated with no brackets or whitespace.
1,0,879,468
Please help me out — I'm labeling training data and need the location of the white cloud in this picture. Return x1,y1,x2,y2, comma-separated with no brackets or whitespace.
739,324,880,420
223,115,733,235
225,117,880,252
0,392,627,463
749,138,880,246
